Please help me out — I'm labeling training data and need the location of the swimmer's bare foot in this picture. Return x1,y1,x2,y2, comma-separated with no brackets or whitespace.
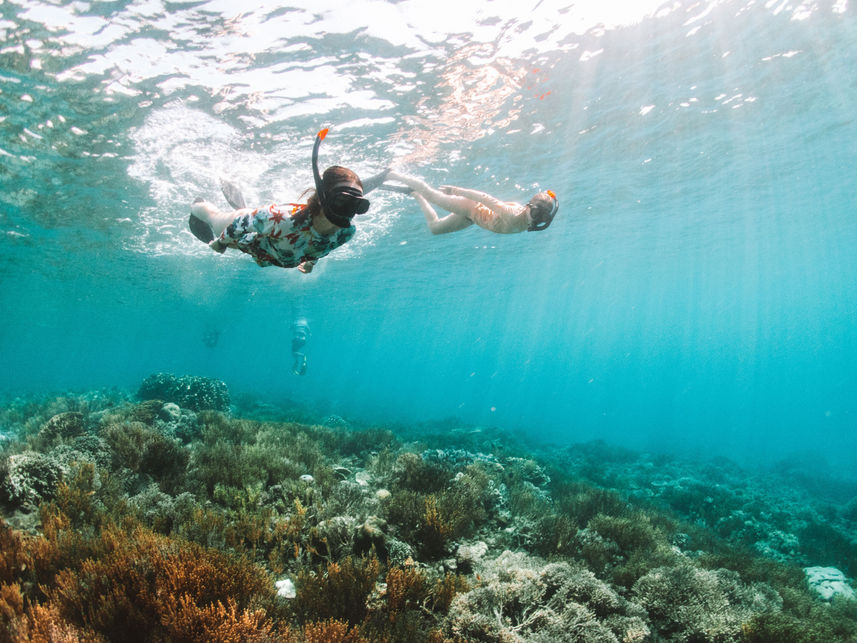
190,200,237,240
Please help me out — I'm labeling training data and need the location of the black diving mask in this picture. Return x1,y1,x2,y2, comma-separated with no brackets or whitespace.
312,128,369,228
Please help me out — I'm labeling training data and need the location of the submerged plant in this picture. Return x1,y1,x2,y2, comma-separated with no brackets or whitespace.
42,521,277,642
294,555,380,626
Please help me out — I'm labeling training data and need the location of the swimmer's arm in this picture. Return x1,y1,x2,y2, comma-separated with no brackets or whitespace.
440,186,519,215
296,226,354,274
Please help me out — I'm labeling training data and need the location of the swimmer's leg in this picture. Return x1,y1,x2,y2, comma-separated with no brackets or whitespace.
189,200,240,240
386,171,474,216
376,184,413,195
414,193,473,235
219,178,247,209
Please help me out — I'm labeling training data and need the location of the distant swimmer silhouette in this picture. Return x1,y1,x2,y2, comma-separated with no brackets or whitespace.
189,129,389,273
382,170,558,235
291,318,310,376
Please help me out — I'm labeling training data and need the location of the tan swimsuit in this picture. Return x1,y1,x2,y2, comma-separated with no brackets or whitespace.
467,201,529,234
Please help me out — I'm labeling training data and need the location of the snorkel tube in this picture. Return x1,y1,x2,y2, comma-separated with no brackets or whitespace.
312,128,329,212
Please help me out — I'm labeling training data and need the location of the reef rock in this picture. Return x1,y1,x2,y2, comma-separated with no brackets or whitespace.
804,566,856,601
159,402,182,422
138,373,230,412
275,578,296,599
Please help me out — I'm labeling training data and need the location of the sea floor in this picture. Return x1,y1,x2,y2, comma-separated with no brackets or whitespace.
1,375,856,642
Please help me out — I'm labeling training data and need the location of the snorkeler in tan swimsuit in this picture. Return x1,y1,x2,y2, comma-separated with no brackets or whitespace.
384,170,558,235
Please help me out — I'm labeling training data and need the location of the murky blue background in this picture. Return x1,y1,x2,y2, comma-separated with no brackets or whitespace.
1,0,855,469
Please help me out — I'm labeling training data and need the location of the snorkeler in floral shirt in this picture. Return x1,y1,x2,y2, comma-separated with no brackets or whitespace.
189,129,388,273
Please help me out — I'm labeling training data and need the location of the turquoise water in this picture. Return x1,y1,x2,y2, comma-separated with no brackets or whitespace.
1,0,855,468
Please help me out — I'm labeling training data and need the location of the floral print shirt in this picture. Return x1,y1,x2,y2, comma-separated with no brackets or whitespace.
217,203,355,268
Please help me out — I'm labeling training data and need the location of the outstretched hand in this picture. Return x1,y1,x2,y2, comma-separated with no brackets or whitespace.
298,261,314,274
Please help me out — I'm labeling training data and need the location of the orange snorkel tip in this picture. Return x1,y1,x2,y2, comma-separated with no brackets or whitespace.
547,189,556,199
317,128,329,141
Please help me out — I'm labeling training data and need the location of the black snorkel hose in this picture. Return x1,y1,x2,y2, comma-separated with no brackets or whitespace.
312,128,328,212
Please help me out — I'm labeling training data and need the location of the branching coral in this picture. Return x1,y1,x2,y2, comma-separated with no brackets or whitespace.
448,551,649,643
632,562,782,642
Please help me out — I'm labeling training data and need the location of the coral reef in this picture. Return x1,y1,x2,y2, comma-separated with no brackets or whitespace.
1,379,856,641
632,563,782,642
447,550,649,642
0,452,64,510
138,373,230,412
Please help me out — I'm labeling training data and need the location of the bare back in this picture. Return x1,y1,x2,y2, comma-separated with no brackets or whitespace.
465,200,529,233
